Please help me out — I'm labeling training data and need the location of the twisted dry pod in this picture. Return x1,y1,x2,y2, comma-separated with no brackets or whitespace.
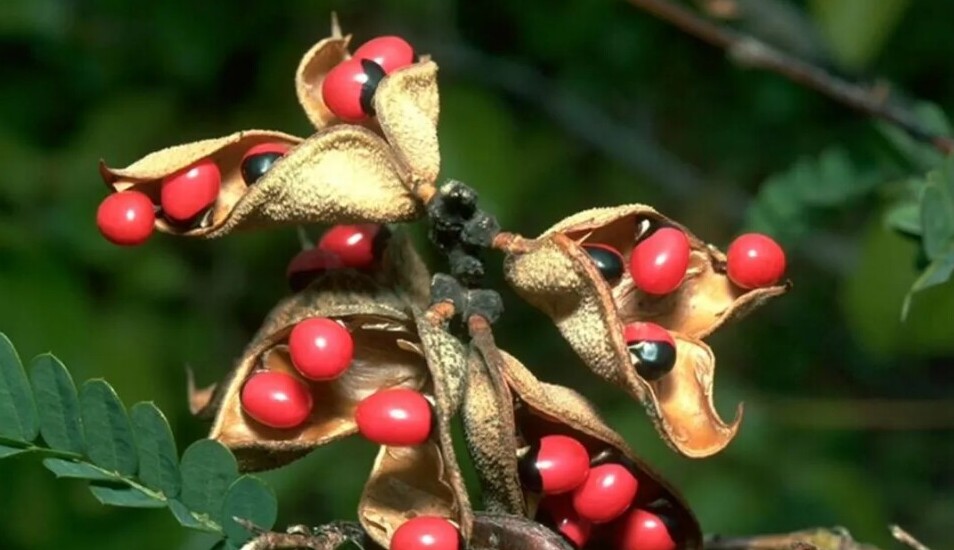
295,24,441,191
99,126,422,238
190,270,471,548
463,320,703,549
500,205,788,458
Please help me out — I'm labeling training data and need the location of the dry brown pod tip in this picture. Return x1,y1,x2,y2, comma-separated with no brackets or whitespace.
500,204,789,458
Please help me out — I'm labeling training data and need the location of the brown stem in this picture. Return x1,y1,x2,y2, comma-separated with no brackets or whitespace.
625,0,954,155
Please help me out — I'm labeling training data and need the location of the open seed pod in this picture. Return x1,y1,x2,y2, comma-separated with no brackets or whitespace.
501,205,788,457
295,27,440,190
357,307,473,548
463,330,703,549
99,126,423,238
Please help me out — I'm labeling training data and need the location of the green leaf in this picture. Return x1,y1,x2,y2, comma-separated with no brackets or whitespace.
42,457,119,482
0,333,39,443
902,249,954,320
221,476,278,544
810,0,911,70
0,444,25,459
88,482,165,508
884,200,921,236
130,402,181,497
920,173,954,260
179,439,239,517
29,354,85,454
79,380,138,475
877,102,953,171
168,499,221,533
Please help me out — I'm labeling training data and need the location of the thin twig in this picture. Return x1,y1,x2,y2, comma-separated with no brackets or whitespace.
891,525,932,550
625,0,954,155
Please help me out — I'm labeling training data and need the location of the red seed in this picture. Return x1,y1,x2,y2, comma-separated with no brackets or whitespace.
96,190,156,246
518,435,590,495
321,58,384,122
726,233,786,289
353,36,415,74
241,142,292,185
317,224,383,270
572,463,639,524
286,248,344,292
629,227,690,295
539,495,592,548
355,388,432,446
613,508,676,550
160,158,221,223
240,371,313,429
288,318,354,381
390,516,460,550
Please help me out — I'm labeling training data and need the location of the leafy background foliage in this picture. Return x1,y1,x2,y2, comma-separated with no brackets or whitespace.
1,0,953,548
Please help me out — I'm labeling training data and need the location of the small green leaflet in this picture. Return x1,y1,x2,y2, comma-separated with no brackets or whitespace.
80,380,138,476
0,444,25,459
221,475,278,544
130,402,181,497
0,333,39,443
43,458,119,482
168,499,221,533
920,167,954,260
30,354,85,455
89,483,165,509
902,248,954,320
179,439,239,518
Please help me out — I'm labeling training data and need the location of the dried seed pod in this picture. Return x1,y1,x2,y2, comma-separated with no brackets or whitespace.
357,307,472,548
99,127,423,238
462,336,702,549
501,205,788,457
296,28,440,191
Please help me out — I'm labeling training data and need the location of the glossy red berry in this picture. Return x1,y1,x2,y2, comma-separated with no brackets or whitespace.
353,36,415,74
623,322,676,382
390,516,460,550
160,158,221,224
286,248,344,292
582,244,625,285
321,57,386,122
355,388,432,446
539,496,592,548
240,371,313,429
614,508,677,550
629,227,690,295
96,190,156,246
241,142,291,185
726,233,786,289
572,463,638,524
288,317,354,381
317,224,386,270
518,435,590,495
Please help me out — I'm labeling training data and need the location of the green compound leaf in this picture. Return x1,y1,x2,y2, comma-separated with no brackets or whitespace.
42,457,120,482
902,248,954,320
0,333,39,443
30,354,85,455
221,475,278,544
130,402,181,497
88,482,165,508
920,168,954,260
79,380,138,476
179,439,239,518
168,499,222,533
0,444,26,459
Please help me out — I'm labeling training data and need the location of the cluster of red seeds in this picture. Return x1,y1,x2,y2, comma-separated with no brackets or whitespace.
322,36,417,122
96,143,292,245
520,435,675,550
581,220,786,381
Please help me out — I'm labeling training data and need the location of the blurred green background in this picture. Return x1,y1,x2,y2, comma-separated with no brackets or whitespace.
1,0,952,548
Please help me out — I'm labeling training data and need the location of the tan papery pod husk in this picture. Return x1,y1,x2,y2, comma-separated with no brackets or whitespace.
502,205,788,457
99,126,423,238
295,27,441,190
500,351,702,550
357,309,472,549
206,272,425,472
